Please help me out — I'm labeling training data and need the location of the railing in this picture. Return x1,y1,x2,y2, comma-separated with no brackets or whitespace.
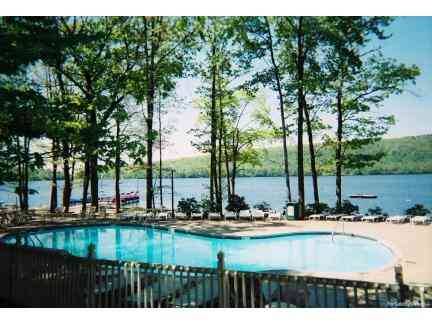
0,243,430,308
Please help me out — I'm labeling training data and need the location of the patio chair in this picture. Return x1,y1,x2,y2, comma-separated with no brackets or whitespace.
308,213,325,221
155,211,169,221
239,209,252,221
361,214,382,222
325,214,344,221
208,212,222,220
190,212,204,220
223,210,237,220
251,209,265,221
411,215,432,225
341,213,363,222
175,212,188,220
267,210,282,221
386,215,409,224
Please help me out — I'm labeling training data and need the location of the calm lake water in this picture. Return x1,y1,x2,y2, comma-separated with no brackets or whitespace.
0,174,431,215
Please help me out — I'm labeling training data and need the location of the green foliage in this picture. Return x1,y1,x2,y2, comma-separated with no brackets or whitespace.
304,202,330,216
367,206,384,215
332,200,359,214
253,201,271,212
405,204,430,216
225,194,249,213
177,197,201,215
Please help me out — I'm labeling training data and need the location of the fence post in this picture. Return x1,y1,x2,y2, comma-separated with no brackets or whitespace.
217,251,225,307
394,264,407,303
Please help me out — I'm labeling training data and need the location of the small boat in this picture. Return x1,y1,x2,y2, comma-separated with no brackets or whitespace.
112,192,140,205
349,194,378,199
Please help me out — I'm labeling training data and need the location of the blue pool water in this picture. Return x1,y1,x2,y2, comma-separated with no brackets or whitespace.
2,225,395,273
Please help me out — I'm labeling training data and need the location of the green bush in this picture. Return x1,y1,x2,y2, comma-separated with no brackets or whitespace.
253,201,271,212
332,200,359,214
226,194,249,213
304,202,330,216
177,197,201,215
405,204,430,216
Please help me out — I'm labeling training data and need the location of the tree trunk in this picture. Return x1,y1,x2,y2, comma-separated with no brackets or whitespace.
15,137,24,210
146,81,155,210
115,115,121,214
22,137,30,211
158,96,163,208
81,158,90,214
336,86,343,210
50,139,58,213
265,16,292,203
303,105,320,211
296,17,305,219
62,141,72,213
209,41,217,210
217,71,223,213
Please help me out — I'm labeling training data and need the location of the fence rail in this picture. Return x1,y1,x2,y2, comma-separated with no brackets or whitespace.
0,243,430,308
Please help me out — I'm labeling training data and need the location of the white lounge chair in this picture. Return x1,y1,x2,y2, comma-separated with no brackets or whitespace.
155,212,169,221
251,209,265,221
239,209,251,221
175,212,188,220
361,214,382,222
386,215,409,224
308,214,325,221
267,210,282,221
223,210,237,220
410,215,431,225
208,212,222,220
325,214,344,221
190,212,203,220
341,214,363,222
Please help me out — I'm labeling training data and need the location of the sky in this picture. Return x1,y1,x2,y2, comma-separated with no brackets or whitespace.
162,17,432,160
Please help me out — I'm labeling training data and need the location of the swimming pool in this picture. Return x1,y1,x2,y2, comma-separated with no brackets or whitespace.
1,224,396,273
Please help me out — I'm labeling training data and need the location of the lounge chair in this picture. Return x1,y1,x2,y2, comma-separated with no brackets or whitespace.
174,212,188,220
267,210,282,221
155,211,169,221
239,209,252,221
361,214,383,222
251,209,265,221
308,214,325,221
341,214,363,222
190,212,203,220
386,215,409,224
325,214,344,221
223,210,237,220
208,212,222,220
410,215,431,225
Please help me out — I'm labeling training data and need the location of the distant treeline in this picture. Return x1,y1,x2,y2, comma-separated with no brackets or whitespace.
29,134,432,181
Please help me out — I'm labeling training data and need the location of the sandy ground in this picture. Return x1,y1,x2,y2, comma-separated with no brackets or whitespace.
2,217,431,285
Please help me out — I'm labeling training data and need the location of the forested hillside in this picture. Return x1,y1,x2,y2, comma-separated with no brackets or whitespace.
118,134,432,178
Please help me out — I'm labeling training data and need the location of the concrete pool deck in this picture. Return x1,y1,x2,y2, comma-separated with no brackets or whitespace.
1,218,431,286
163,219,432,285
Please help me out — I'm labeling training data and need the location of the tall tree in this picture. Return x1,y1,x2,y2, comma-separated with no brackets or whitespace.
321,17,420,209
129,17,197,209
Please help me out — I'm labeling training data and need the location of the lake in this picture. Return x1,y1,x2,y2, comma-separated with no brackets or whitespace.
0,174,431,215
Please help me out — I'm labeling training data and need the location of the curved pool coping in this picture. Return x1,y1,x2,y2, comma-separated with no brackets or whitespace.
0,221,401,279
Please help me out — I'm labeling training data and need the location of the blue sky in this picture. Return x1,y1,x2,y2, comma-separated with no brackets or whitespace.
163,17,432,159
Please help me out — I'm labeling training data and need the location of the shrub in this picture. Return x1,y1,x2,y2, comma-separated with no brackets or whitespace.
253,201,271,212
332,200,359,214
226,194,249,213
405,204,430,216
177,197,201,215
304,202,330,216
368,206,384,215
199,196,214,213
